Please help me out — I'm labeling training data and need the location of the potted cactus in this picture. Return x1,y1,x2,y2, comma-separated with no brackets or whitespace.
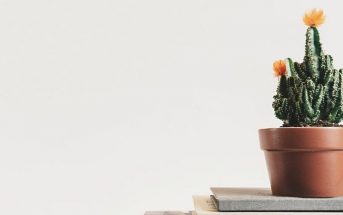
259,9,343,197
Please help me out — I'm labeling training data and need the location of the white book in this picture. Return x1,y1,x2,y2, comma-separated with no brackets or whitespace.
145,211,191,215
192,196,343,215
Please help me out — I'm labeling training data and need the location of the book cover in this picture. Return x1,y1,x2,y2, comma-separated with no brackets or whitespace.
211,187,343,212
193,195,343,215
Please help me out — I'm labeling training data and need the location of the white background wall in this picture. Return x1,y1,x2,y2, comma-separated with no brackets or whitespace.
0,0,342,214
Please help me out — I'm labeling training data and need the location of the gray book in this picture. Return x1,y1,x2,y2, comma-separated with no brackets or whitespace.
211,187,343,212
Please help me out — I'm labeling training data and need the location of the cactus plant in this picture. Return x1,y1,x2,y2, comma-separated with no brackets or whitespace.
273,9,343,127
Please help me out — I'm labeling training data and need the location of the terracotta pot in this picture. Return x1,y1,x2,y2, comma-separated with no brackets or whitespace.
259,127,343,197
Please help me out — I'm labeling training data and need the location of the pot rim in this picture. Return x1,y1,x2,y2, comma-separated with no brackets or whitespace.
259,127,343,151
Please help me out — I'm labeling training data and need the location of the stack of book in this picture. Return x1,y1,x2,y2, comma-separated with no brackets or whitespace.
145,187,343,215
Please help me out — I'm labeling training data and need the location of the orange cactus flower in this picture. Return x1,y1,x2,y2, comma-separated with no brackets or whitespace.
273,60,287,77
303,9,325,27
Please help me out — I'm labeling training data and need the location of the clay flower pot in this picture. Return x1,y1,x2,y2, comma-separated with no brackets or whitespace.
259,127,343,197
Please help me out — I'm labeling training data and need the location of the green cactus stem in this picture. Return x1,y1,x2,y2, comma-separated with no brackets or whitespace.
272,25,343,127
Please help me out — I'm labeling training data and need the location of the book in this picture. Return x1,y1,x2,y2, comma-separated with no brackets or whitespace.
193,195,343,215
211,187,343,212
144,212,192,215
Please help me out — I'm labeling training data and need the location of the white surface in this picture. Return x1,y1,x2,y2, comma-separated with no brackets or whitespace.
0,1,342,215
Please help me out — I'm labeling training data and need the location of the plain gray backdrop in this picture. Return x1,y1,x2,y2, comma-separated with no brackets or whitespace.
0,0,342,214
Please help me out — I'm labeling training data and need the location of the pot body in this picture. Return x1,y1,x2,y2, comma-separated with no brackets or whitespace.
259,127,343,197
